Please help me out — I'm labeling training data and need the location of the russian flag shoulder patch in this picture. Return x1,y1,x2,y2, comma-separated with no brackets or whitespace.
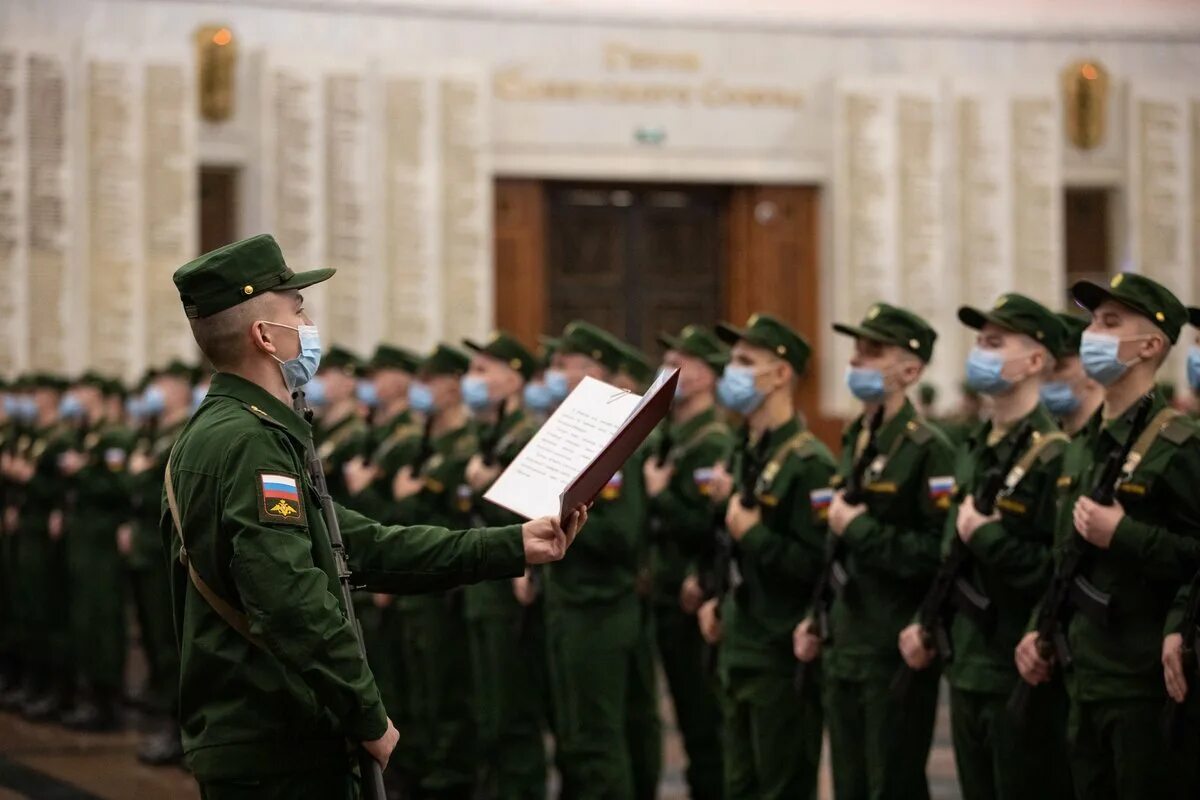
258,470,306,526
928,476,955,509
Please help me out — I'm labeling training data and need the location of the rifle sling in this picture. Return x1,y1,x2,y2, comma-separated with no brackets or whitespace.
164,451,265,649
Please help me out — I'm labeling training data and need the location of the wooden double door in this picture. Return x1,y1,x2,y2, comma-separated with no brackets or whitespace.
494,179,838,446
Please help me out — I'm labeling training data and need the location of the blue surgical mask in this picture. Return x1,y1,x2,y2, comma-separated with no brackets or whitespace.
1039,381,1079,417
303,377,327,407
523,382,554,414
59,394,84,421
965,347,1012,396
544,370,569,404
142,385,166,416
125,396,145,422
1188,346,1200,392
845,366,887,402
261,321,322,390
1079,332,1143,386
356,380,379,409
2,396,18,418
716,365,764,415
408,382,435,415
461,376,492,413
191,385,207,413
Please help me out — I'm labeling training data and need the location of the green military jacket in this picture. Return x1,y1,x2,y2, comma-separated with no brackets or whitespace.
546,432,650,608
15,422,70,531
465,406,538,620
647,407,734,604
719,415,837,676
343,409,422,522
127,417,187,569
163,373,526,781
67,421,134,535
825,399,954,680
1055,392,1200,702
944,403,1066,695
315,409,368,505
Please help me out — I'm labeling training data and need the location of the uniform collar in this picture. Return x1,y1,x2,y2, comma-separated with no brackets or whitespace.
1099,390,1165,448
759,414,802,452
207,372,312,444
851,398,915,453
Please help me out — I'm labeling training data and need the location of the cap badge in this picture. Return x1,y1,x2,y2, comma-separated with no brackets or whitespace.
243,285,254,295
867,305,881,320
1111,274,1124,288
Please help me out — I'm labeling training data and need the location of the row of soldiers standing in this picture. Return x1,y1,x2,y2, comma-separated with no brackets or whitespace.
0,362,202,763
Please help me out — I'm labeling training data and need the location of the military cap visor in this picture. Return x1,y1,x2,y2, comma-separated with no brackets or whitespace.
831,304,936,363
1189,306,1200,328
369,344,422,374
657,331,728,372
418,344,471,377
558,322,625,374
1071,273,1188,344
463,334,537,381
173,234,335,319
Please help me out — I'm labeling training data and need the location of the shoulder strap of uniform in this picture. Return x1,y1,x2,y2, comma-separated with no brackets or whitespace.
374,422,422,462
164,449,265,650
670,420,728,463
766,430,817,474
495,417,536,457
1124,407,1184,476
1003,430,1070,493
905,418,935,445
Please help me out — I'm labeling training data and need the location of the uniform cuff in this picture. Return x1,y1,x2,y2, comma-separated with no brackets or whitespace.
965,520,1005,561
479,525,527,580
344,698,389,743
738,522,771,556
1109,515,1146,560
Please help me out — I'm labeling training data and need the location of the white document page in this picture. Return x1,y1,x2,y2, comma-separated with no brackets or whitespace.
484,376,641,520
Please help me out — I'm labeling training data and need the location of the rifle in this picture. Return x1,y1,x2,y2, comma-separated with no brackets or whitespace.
1164,571,1200,744
412,416,435,473
480,400,509,468
794,406,884,694
1009,394,1153,721
701,426,769,674
891,420,1034,700
293,389,387,800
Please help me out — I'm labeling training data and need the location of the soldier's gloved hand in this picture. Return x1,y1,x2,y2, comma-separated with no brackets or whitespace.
1072,497,1124,550
828,490,867,536
793,618,821,663
679,575,705,615
643,458,674,499
343,457,378,496
363,717,399,769
698,598,722,645
707,463,734,504
513,570,538,606
1163,633,1188,703
956,495,999,544
898,623,935,670
392,466,424,500
1015,632,1052,686
466,455,501,492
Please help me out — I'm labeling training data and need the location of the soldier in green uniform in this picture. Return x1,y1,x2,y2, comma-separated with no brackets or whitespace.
166,234,584,798
1016,275,1200,799
791,303,953,800
544,321,661,800
312,347,369,505
125,361,195,763
898,293,1072,800
2,376,72,716
341,342,422,787
389,343,483,799
642,325,731,800
459,331,550,800
1039,313,1104,437
695,313,836,800
55,372,135,730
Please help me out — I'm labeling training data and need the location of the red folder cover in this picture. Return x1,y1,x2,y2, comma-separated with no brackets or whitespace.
559,369,679,519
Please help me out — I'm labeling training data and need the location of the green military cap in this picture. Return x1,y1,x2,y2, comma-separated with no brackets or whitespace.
537,336,561,370
716,313,812,375
419,344,470,377
1071,272,1189,344
832,302,937,363
172,233,335,320
320,346,363,376
369,344,422,374
463,331,538,381
616,342,654,386
1055,312,1090,357
102,379,126,398
75,371,109,391
657,325,729,373
1188,306,1199,328
30,373,66,392
958,293,1067,357
558,322,625,374
158,359,196,382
